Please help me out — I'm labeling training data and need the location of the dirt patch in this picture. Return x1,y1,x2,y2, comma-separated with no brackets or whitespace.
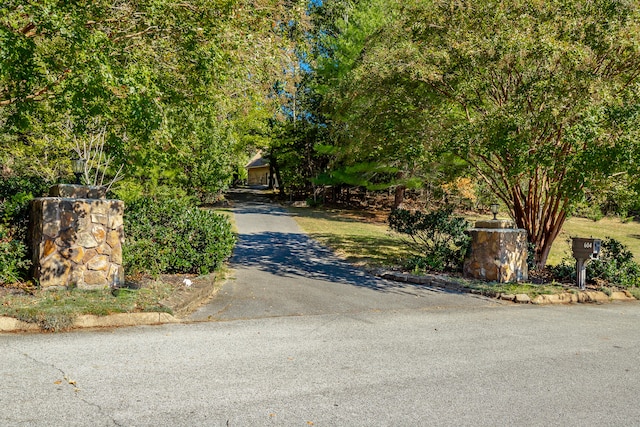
0,282,36,297
129,273,199,290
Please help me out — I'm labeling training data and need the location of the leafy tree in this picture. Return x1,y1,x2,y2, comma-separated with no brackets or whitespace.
1,0,308,200
268,117,330,196
310,0,452,208
340,0,640,268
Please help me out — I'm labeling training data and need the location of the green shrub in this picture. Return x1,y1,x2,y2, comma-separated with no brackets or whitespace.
548,261,575,283
123,197,235,276
0,224,31,285
305,197,322,208
526,241,537,272
587,238,640,288
0,175,50,202
0,175,50,240
0,175,49,285
549,238,640,288
388,207,471,272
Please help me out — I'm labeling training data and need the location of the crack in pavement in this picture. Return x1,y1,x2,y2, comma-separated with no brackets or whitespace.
19,351,124,427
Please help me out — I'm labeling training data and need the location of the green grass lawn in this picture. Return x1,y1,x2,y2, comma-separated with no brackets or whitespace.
290,206,640,268
289,207,412,268
547,217,640,265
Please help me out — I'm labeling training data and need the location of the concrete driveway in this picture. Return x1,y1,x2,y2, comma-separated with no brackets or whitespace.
189,189,499,322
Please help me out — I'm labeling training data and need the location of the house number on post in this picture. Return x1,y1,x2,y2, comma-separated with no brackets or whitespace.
571,238,601,290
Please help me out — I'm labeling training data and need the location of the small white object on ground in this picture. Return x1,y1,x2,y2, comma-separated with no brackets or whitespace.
183,279,192,287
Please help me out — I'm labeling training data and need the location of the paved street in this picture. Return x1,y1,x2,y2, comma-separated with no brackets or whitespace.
3,304,640,426
1,189,640,426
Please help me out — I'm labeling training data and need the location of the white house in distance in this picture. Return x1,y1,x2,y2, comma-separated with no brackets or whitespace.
245,152,278,187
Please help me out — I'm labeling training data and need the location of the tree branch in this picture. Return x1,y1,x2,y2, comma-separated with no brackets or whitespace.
0,69,71,106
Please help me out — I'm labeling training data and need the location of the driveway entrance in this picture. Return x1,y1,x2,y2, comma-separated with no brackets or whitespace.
189,189,499,321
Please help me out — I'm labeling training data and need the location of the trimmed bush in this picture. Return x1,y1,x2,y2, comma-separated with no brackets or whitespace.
389,207,471,272
124,197,235,276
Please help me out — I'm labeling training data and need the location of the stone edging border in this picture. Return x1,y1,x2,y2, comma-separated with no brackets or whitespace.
377,271,637,305
0,312,181,333
0,273,219,333
3,269,636,333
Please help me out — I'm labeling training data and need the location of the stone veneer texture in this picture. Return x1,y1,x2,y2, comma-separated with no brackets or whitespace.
30,197,125,289
463,227,528,283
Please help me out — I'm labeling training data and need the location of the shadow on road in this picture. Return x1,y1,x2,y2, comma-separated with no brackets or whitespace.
232,202,295,217
231,231,386,288
227,186,468,297
231,230,467,296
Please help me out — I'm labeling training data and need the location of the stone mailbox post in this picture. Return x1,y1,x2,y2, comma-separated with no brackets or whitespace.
30,184,125,290
463,219,528,283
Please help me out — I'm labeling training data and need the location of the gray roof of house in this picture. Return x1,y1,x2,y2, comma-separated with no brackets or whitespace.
246,154,269,169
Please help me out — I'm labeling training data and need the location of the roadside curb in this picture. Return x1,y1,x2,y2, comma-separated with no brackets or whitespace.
0,312,181,333
73,312,181,328
378,271,467,291
0,273,221,333
378,270,638,305
0,316,41,332
159,273,219,317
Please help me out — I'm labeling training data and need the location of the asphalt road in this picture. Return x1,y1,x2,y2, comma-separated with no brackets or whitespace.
2,189,640,426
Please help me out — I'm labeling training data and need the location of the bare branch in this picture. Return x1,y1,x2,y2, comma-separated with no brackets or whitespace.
70,122,124,190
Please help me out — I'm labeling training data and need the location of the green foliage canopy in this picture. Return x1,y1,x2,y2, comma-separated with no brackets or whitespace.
326,0,640,267
1,0,307,199
311,0,433,198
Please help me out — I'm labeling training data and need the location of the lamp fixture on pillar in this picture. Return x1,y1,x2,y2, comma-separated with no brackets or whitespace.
71,158,86,185
490,203,499,221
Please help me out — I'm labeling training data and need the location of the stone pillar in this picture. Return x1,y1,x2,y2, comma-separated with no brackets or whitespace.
463,220,528,283
30,184,125,290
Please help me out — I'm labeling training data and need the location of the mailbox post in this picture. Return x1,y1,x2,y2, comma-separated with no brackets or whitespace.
571,237,601,290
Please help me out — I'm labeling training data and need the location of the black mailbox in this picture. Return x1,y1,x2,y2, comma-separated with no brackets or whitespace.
571,237,601,290
571,237,601,260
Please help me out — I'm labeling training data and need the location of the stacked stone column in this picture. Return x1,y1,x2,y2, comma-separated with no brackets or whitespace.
463,219,528,283
30,184,125,289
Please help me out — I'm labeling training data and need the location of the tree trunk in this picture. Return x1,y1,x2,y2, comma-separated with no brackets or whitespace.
274,166,284,196
268,163,275,190
532,211,566,270
393,185,406,209
268,153,285,196
511,190,568,270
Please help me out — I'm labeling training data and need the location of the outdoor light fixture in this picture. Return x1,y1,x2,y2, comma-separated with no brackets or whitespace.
490,203,499,221
71,158,85,185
